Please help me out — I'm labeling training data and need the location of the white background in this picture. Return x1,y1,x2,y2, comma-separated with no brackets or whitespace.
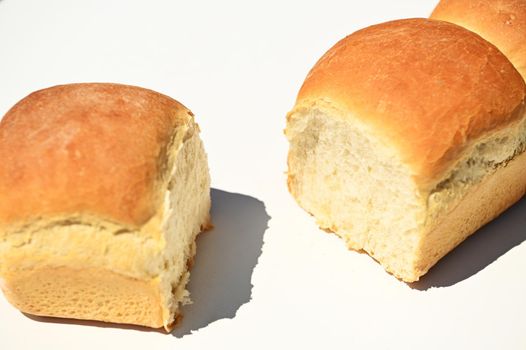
1,0,525,349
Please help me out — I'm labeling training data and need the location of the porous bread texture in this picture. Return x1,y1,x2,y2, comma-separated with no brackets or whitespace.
431,0,526,80
287,105,422,280
286,103,526,282
0,83,211,330
0,128,210,330
159,127,211,325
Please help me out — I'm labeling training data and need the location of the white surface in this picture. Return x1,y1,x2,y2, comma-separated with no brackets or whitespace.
0,0,525,349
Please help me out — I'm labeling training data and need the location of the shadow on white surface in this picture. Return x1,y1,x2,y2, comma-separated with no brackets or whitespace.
171,189,269,337
410,197,526,290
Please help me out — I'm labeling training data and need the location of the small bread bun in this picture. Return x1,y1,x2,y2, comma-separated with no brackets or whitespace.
0,83,211,330
286,19,526,282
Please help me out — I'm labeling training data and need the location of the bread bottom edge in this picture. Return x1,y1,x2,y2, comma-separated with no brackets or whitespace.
0,226,210,330
306,150,526,283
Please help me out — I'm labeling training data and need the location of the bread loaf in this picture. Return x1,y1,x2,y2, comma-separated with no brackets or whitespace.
431,0,526,80
0,83,211,329
285,19,526,282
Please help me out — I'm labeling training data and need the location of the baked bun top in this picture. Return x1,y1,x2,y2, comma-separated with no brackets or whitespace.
0,83,195,228
294,18,525,183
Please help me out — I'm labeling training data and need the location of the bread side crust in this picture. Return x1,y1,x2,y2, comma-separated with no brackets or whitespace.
0,209,210,330
0,266,165,328
413,148,526,280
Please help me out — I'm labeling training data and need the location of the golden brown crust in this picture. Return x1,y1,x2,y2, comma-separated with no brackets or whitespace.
0,83,194,228
431,0,526,79
0,266,165,328
295,19,526,185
